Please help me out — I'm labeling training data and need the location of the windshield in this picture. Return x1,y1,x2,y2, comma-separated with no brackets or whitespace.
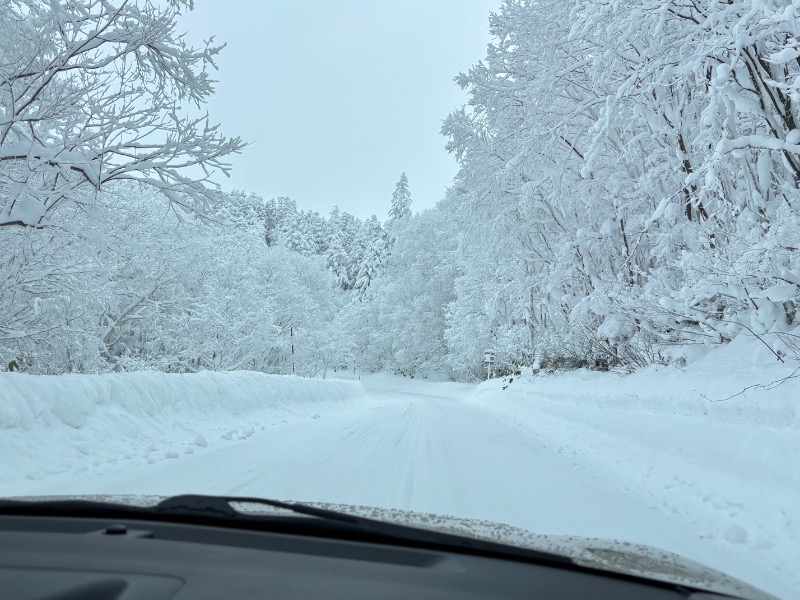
0,2,797,600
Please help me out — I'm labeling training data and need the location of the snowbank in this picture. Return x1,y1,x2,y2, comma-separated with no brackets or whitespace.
0,371,365,493
469,338,800,599
476,335,799,429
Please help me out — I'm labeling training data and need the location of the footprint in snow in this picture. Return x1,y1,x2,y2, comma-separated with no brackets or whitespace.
723,524,748,544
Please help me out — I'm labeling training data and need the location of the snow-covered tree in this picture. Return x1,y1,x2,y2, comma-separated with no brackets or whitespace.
9,0,800,381
359,208,458,376
326,235,351,290
353,237,388,302
434,0,800,374
0,0,244,228
388,172,412,222
0,179,362,375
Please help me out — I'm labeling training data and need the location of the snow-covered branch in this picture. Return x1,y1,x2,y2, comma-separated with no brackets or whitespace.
0,0,244,228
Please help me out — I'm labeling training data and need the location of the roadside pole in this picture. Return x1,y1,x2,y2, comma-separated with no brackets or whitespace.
484,349,495,381
291,326,296,375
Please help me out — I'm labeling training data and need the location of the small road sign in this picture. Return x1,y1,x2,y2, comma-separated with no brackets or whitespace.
484,349,496,380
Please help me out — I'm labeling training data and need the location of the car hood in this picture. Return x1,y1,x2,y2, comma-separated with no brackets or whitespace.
309,501,776,600
8,495,777,600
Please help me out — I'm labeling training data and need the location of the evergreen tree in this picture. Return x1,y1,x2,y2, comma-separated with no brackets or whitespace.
353,237,388,302
326,236,351,290
388,173,412,222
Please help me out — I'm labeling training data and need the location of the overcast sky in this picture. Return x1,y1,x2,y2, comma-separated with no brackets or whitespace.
178,1,498,220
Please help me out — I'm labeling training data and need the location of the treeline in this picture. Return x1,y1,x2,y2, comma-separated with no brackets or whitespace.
360,0,800,379
2,183,397,376
0,0,394,377
4,0,799,381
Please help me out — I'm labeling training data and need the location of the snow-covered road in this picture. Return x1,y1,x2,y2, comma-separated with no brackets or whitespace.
18,382,693,539
11,375,789,598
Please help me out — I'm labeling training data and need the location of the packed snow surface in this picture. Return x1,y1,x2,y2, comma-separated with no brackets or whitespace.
1,344,797,599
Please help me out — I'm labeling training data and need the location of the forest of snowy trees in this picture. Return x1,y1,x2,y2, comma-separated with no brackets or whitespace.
2,0,800,381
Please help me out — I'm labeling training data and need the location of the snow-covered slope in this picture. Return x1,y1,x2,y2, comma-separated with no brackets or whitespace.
469,337,799,599
0,371,365,492
477,336,799,428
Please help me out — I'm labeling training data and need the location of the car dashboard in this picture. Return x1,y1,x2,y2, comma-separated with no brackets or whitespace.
0,513,742,600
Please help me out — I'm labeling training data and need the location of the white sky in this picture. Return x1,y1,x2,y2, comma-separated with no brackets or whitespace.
179,1,498,220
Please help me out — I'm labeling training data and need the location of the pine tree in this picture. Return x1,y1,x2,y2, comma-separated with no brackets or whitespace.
353,237,388,302
388,173,412,222
326,236,351,290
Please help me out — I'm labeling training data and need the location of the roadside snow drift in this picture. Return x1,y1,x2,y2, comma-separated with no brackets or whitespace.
0,371,365,493
469,337,799,600
480,335,799,429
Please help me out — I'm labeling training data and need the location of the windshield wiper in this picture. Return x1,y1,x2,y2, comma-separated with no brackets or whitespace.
157,494,374,523
0,494,574,568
